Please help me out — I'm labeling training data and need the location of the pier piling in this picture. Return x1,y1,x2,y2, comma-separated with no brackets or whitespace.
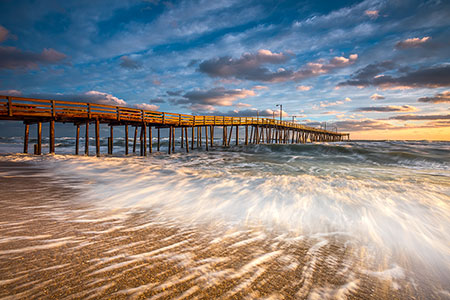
23,124,29,154
75,124,80,155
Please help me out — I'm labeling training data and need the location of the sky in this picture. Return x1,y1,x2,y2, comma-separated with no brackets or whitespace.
0,0,449,140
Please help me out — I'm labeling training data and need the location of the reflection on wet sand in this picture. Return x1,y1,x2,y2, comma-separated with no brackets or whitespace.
0,162,447,299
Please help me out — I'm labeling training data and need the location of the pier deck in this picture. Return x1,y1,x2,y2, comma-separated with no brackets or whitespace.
0,95,349,156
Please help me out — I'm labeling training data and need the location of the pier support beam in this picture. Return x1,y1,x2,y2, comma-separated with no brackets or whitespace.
172,126,175,153
124,125,128,155
168,127,172,154
245,125,248,145
185,127,189,153
148,126,152,153
85,121,89,155
75,124,80,155
143,124,147,156
139,126,144,156
95,119,100,157
23,124,29,154
133,126,137,153
108,125,113,155
236,125,239,145
205,126,209,151
227,126,233,146
157,128,161,151
37,122,42,155
180,127,184,148
223,126,226,146
210,126,214,147
191,126,195,150
49,120,55,154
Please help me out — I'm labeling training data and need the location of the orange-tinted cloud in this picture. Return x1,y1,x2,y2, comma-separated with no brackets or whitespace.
395,37,431,49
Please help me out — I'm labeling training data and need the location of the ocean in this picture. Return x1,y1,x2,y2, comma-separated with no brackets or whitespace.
0,137,449,299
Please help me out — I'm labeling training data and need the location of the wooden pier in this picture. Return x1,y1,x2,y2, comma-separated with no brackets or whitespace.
0,95,349,156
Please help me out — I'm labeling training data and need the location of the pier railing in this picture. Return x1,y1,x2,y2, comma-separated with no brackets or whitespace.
0,95,343,135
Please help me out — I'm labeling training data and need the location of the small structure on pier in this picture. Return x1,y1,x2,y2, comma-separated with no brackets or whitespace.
0,95,350,156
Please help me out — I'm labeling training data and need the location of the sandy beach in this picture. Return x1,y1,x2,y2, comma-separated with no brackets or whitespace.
1,159,447,299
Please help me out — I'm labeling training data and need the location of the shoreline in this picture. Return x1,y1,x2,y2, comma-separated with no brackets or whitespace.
0,159,448,299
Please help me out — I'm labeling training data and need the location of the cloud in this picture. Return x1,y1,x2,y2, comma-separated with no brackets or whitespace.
253,85,268,90
29,91,127,106
319,119,397,131
364,10,379,19
166,91,182,96
370,93,385,100
389,114,450,120
395,37,431,49
235,102,252,108
355,105,417,112
199,50,357,83
0,25,10,43
296,85,312,91
176,87,256,108
316,97,351,109
134,103,159,111
0,89,22,96
418,91,450,103
339,63,450,89
170,87,257,111
119,56,142,69
215,108,288,117
198,49,291,82
150,97,166,104
0,46,66,70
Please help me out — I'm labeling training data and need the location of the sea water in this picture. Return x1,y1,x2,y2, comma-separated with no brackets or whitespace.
0,138,449,299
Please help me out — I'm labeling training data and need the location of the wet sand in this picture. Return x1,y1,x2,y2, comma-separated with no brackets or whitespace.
0,161,447,299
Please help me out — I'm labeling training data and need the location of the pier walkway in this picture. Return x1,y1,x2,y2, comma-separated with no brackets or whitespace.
0,95,349,156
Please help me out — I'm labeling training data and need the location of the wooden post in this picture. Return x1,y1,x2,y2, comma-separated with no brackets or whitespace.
168,127,172,154
191,126,195,150
192,116,195,150
133,126,138,153
148,126,152,153
95,119,100,157
250,126,254,144
185,127,189,153
7,96,12,117
197,126,200,148
181,126,184,148
109,125,114,154
172,125,175,153
75,124,80,155
236,125,239,145
245,125,248,145
205,126,209,151
125,125,129,155
49,120,55,154
143,125,147,156
85,121,89,155
210,126,214,147
199,125,202,147
24,124,29,153
139,126,143,156
37,122,42,155
269,126,272,143
227,125,233,146
223,126,226,146
157,128,161,151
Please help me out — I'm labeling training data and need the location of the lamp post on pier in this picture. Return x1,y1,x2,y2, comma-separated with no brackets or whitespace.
276,104,282,121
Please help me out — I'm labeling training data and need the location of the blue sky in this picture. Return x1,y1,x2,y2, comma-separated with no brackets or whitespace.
0,0,449,139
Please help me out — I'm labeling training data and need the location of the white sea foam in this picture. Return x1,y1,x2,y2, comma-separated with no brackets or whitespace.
0,141,449,298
